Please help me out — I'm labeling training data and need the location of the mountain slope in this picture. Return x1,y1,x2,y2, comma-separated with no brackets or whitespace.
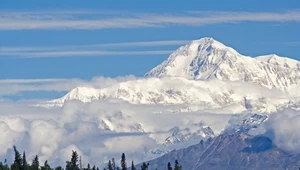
42,77,299,113
141,133,300,170
146,37,300,89
256,54,300,69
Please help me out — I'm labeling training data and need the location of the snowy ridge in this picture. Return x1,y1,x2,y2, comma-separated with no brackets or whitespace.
163,125,214,145
224,114,268,135
43,77,299,113
256,54,300,69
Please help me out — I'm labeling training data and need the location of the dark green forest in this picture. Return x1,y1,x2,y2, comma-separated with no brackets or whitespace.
0,146,182,170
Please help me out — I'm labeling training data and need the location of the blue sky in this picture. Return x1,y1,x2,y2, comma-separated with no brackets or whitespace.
0,0,300,99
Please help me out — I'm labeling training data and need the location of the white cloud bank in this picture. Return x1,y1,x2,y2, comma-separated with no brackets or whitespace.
0,98,233,168
262,109,300,154
1,97,300,169
0,10,300,30
1,75,300,168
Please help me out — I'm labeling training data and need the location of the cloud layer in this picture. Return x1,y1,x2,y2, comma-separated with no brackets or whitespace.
262,109,300,154
0,98,232,168
0,39,188,58
1,10,300,30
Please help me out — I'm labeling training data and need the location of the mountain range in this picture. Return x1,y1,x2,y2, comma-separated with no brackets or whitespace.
42,37,300,113
140,133,300,170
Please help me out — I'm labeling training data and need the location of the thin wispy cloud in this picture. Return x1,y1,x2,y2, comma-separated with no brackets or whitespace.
0,40,189,52
0,76,137,96
0,10,300,30
0,78,88,96
283,41,300,46
0,78,69,84
0,40,187,58
1,50,173,58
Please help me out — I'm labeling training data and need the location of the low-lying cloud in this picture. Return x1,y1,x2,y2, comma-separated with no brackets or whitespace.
0,98,233,168
263,109,300,154
1,75,300,168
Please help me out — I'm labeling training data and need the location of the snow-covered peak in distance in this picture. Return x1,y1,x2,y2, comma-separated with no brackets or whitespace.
62,86,99,102
256,54,300,69
146,37,300,89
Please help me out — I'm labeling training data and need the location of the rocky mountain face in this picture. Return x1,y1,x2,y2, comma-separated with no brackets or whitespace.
141,133,300,170
146,37,300,90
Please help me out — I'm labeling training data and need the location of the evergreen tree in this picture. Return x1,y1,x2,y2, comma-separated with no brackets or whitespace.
130,161,136,170
140,163,149,170
87,164,91,170
111,159,116,170
79,157,82,170
66,151,79,170
22,152,28,170
91,165,96,170
107,160,113,170
54,166,63,170
120,153,127,170
11,146,22,170
31,155,39,170
174,160,182,170
0,162,9,170
167,162,172,170
40,161,51,170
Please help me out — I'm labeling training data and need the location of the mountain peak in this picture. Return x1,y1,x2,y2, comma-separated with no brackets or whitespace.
145,37,241,80
193,37,215,44
188,37,236,52
193,37,222,46
145,37,300,89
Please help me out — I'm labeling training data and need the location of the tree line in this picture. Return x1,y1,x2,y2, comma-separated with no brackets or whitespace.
0,146,182,170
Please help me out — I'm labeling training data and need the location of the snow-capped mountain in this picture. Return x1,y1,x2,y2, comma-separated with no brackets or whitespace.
224,114,268,135
25,37,300,167
144,124,215,160
163,125,214,145
146,37,300,89
41,37,300,113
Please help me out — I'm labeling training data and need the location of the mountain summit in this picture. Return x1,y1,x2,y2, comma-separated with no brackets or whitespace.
146,37,300,89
